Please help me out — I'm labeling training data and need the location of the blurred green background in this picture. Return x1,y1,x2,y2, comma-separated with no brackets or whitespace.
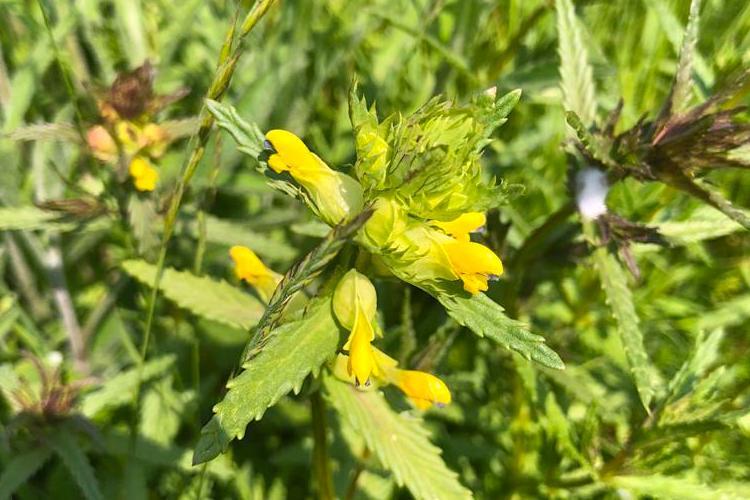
1,0,749,498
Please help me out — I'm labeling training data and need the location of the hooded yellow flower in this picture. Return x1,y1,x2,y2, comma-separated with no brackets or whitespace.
265,130,364,226
393,369,452,410
230,246,281,302
128,156,159,192
333,347,452,410
333,270,380,386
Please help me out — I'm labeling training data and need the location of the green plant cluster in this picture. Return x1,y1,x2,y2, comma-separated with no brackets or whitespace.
0,0,749,499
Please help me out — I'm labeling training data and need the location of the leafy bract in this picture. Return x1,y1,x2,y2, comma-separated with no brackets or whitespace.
437,292,564,369
556,0,597,126
324,375,472,500
593,248,661,410
193,296,340,465
122,259,264,330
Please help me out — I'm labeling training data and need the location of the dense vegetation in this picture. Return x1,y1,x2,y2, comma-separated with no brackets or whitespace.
1,0,749,498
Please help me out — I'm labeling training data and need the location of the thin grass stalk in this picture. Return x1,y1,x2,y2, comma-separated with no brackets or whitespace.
131,0,279,446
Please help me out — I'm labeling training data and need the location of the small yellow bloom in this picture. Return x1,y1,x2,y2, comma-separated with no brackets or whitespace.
333,270,380,386
333,346,452,410
229,246,281,302
128,156,159,192
441,240,503,294
116,121,146,155
393,369,452,410
431,212,486,241
265,129,364,226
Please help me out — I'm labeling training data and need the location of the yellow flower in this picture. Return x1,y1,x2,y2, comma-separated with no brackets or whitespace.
333,270,380,385
393,369,452,410
128,156,159,192
440,239,503,294
431,212,486,241
333,347,452,410
229,246,281,302
265,129,364,226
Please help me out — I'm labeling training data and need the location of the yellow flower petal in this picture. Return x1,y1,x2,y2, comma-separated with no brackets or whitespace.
266,129,316,169
265,130,363,225
347,308,376,386
395,369,451,409
267,153,289,173
431,212,486,241
229,245,280,302
441,240,503,295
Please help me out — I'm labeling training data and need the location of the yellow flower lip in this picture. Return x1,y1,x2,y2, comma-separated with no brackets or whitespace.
395,369,452,410
229,245,280,302
441,240,503,295
431,212,486,241
263,129,364,225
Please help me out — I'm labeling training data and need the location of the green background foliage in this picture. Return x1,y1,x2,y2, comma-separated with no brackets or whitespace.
1,0,749,498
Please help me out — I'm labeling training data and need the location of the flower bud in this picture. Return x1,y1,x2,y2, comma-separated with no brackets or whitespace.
332,269,377,330
87,126,118,162
357,196,408,251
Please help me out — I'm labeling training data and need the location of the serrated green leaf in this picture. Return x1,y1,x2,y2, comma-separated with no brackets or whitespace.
610,474,750,500
122,259,264,330
690,295,750,332
0,447,53,500
48,432,104,500
140,376,194,446
324,375,472,500
437,292,564,369
80,355,176,418
664,0,702,117
656,206,744,244
665,329,723,405
193,296,340,465
593,248,661,410
556,0,597,126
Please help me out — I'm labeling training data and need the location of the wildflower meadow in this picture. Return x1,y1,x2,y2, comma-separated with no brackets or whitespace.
1,0,750,498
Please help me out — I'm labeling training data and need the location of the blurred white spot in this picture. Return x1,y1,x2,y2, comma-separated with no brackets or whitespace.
576,168,609,220
47,351,63,368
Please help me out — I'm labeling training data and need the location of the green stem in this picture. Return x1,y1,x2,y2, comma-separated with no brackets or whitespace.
130,0,278,450
344,448,370,500
311,390,335,500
